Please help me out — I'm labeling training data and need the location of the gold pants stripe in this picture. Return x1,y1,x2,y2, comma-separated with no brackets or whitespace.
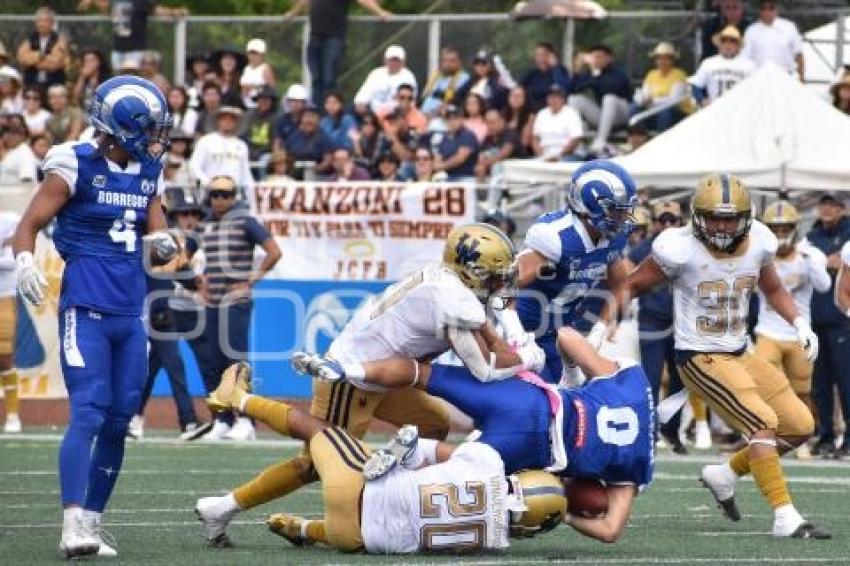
325,381,341,423
326,425,368,465
321,428,364,471
683,359,766,433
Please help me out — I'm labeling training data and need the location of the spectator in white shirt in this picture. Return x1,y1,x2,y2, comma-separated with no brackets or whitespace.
353,44,417,116
189,105,255,210
742,0,803,79
21,86,51,136
690,25,755,106
532,84,584,161
0,118,38,185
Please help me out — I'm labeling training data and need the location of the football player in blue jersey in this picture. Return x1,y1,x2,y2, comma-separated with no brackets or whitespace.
293,324,654,544
13,76,178,559
506,160,637,384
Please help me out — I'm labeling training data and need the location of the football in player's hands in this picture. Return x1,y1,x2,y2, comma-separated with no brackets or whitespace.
564,478,608,518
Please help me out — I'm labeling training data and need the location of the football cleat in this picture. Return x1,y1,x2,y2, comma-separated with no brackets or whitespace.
179,421,213,442
224,417,256,441
207,362,252,413
127,415,143,439
363,425,419,481
290,352,345,383
195,497,237,548
788,522,832,540
267,513,314,547
82,512,118,558
700,464,741,522
201,420,232,441
59,510,99,559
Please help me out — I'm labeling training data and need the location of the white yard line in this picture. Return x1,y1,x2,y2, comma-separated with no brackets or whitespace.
457,559,845,565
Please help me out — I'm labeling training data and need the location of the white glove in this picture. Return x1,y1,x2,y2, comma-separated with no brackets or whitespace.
585,321,609,350
560,363,586,389
517,336,546,374
793,317,819,362
144,231,178,262
16,251,48,306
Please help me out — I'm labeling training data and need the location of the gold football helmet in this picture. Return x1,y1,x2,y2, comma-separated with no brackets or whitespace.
691,173,752,252
633,206,651,228
507,470,568,538
761,201,800,250
443,223,516,296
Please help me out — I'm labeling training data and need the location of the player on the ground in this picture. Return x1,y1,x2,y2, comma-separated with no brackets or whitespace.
294,324,654,544
0,212,21,433
195,363,567,553
13,76,178,558
196,223,545,543
512,159,637,384
753,202,830,459
625,173,830,539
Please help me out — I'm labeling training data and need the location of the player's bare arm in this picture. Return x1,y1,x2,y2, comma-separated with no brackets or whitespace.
565,484,636,543
624,256,668,300
13,173,71,255
515,249,550,288
555,327,618,378
835,260,850,313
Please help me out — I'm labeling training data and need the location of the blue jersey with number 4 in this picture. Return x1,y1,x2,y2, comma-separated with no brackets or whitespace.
45,141,162,316
558,361,655,489
516,209,626,337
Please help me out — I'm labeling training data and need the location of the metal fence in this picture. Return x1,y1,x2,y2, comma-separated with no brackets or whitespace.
0,9,848,95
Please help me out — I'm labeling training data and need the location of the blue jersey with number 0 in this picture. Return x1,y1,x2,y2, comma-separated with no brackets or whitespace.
559,362,655,489
45,141,162,315
516,209,626,336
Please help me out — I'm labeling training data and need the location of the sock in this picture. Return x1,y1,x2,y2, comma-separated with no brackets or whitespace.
83,417,129,513
342,362,365,380
729,447,751,476
220,493,240,514
2,370,18,416
774,503,803,525
81,509,102,526
750,452,792,509
59,406,105,508
689,394,707,422
233,456,309,509
304,519,326,543
242,396,291,435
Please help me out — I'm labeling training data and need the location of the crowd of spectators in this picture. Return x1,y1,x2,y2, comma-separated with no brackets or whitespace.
0,1,848,191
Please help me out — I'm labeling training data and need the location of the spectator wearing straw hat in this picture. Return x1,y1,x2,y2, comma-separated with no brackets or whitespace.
701,0,753,60
240,38,276,108
284,0,393,105
742,0,804,79
831,71,850,115
190,105,255,208
354,45,418,116
689,25,755,107
631,42,694,132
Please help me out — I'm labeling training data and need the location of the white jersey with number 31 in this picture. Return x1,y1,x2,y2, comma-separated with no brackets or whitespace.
361,441,511,554
327,263,485,389
652,221,777,352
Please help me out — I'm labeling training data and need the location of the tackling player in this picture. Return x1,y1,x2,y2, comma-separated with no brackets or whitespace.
196,363,567,553
0,211,21,433
753,202,830,459
625,174,830,539
512,159,637,384
295,325,654,544
13,76,178,558
195,223,545,542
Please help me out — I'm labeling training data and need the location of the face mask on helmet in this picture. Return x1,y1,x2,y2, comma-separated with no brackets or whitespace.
767,223,797,250
693,211,752,252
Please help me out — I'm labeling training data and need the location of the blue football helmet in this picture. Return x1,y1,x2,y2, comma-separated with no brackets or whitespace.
567,160,638,237
88,75,172,164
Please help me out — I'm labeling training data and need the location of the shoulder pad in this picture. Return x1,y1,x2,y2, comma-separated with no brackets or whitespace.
651,226,691,276
43,142,82,195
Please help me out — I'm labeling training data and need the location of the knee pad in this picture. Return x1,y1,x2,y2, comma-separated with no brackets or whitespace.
68,405,107,438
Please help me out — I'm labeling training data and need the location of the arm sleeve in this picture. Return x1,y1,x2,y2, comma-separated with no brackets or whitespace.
243,216,271,246
524,222,561,263
42,142,78,195
447,327,520,382
804,245,831,293
650,230,686,276
188,137,209,186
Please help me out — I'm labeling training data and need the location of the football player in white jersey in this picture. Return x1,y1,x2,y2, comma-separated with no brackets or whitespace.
195,363,566,553
689,26,755,106
0,211,21,433
195,223,545,543
626,173,830,539
753,202,830,459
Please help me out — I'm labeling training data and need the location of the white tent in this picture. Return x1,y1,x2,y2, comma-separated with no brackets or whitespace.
503,64,850,191
802,15,849,96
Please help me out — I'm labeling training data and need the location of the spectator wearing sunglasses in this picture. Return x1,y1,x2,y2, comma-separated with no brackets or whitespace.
21,86,51,136
198,176,281,441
